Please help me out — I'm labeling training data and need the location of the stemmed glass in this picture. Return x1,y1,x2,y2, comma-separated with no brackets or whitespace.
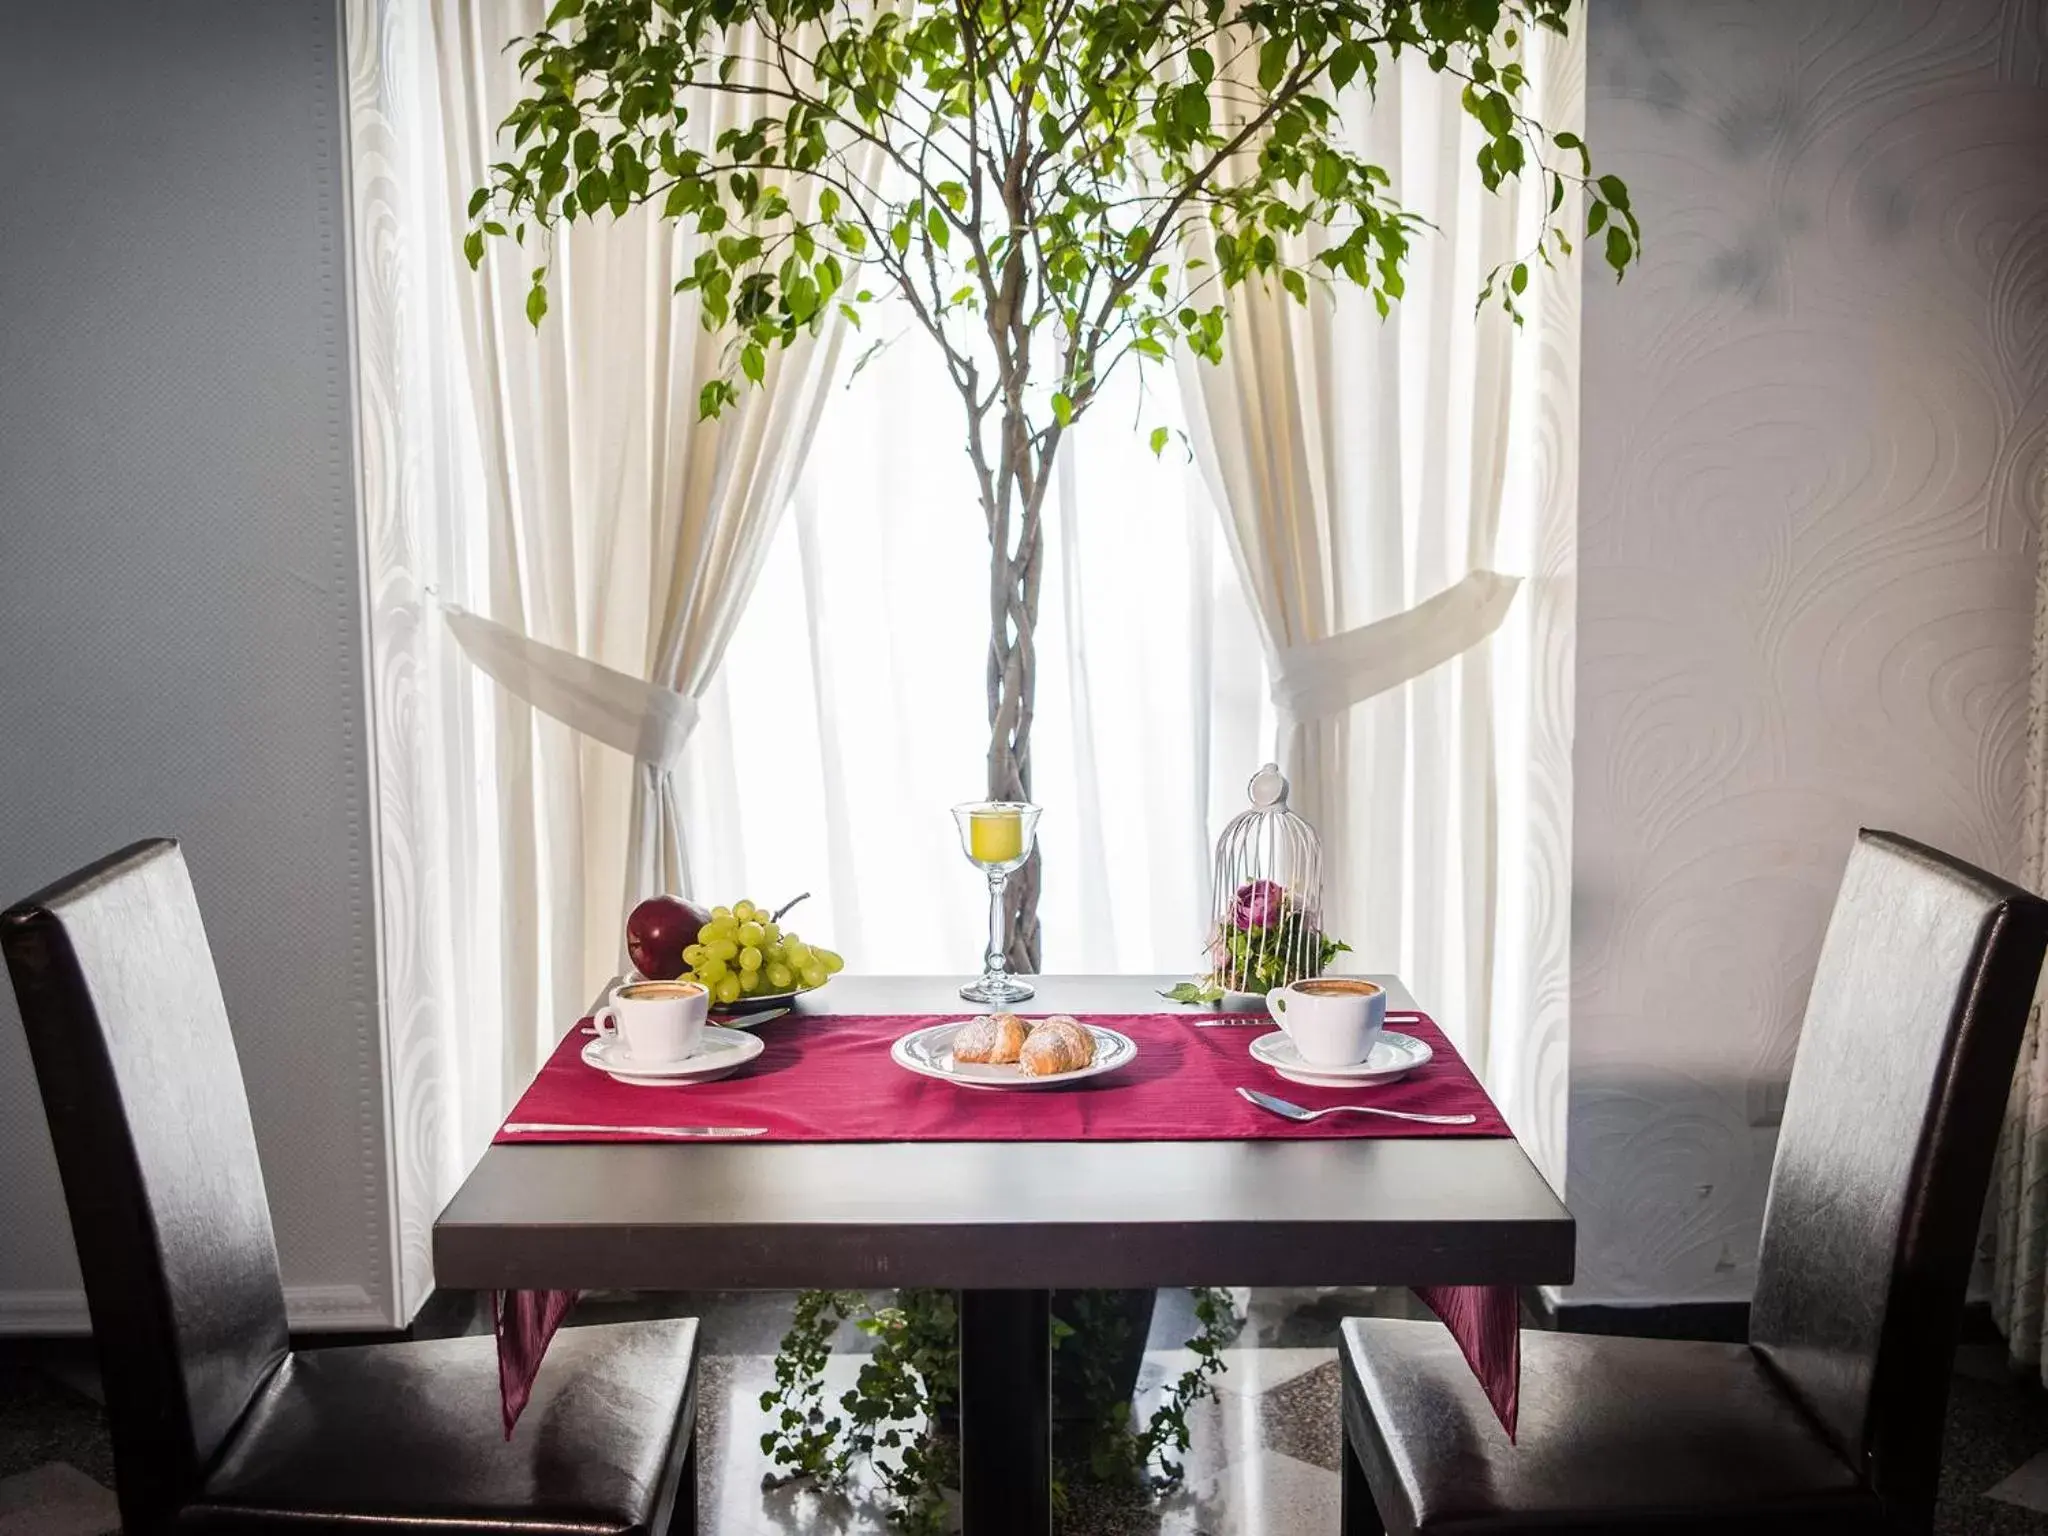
951,801,1042,1003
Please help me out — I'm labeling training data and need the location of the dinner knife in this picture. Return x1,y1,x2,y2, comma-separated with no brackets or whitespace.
503,1122,768,1138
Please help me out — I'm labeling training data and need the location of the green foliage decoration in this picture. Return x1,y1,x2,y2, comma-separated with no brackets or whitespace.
760,1285,1240,1531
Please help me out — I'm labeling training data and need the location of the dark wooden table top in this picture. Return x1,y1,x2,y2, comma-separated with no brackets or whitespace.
432,974,1574,1291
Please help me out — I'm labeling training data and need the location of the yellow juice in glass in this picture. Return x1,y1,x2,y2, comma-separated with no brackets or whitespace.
969,809,1024,864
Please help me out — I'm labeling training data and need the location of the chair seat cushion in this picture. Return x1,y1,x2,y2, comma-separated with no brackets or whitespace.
181,1318,697,1536
1341,1318,1880,1534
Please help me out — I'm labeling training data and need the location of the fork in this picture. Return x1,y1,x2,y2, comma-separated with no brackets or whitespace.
1236,1086,1476,1127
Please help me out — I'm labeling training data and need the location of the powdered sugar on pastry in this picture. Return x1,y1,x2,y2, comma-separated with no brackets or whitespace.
952,1011,1030,1064
1019,1016,1096,1076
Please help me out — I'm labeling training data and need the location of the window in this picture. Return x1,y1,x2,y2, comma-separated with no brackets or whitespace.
678,309,1272,975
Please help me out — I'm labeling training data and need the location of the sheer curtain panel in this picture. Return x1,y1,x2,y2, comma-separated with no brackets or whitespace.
345,0,870,1310
1175,22,1582,1182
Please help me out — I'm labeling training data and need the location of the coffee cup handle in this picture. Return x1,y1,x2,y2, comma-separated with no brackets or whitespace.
1269,990,1292,1036
592,1005,620,1039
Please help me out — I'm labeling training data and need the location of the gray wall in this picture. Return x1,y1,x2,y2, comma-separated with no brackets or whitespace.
0,0,392,1328
1571,0,2048,1304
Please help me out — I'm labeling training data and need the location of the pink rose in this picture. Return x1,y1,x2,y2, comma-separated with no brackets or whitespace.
1232,879,1285,932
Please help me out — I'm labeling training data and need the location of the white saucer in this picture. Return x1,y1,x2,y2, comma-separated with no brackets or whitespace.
891,1019,1138,1090
580,1026,763,1086
1248,1029,1432,1088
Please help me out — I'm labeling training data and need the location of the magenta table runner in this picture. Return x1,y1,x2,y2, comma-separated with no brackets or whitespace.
492,1010,1524,1437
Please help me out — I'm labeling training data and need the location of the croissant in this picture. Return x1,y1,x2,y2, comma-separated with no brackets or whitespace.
953,1011,1032,1064
1019,1015,1096,1076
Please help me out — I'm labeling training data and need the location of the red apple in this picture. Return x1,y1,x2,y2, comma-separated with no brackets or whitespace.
626,894,708,980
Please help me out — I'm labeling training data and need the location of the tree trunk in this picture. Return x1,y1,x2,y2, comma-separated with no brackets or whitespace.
985,409,1047,974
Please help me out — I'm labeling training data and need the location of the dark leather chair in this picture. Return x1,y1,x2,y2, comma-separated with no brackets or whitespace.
2,839,700,1536
1340,829,2048,1535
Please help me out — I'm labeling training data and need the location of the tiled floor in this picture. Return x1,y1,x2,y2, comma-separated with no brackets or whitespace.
6,1290,2048,1534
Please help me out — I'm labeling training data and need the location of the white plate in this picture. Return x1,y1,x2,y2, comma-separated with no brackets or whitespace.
890,1019,1138,1090
1248,1028,1432,1088
581,1026,763,1086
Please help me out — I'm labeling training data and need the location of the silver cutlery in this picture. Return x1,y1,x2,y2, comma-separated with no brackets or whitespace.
1236,1086,1475,1127
504,1122,768,1138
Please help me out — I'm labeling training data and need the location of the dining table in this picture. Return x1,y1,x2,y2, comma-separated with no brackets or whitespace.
433,973,1574,1536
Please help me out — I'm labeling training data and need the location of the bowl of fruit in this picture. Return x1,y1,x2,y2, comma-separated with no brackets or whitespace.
625,892,843,1013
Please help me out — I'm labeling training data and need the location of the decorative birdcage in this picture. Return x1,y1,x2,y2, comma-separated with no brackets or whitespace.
1208,763,1328,997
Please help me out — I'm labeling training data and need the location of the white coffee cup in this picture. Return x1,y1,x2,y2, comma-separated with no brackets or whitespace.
595,978,709,1065
1269,977,1388,1067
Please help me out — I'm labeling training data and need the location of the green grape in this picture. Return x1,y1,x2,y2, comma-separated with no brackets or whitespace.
765,940,786,962
698,955,727,983
799,962,827,990
715,973,741,1005
784,939,812,966
734,899,758,922
681,943,706,967
761,921,781,945
700,917,735,943
737,920,766,948
738,945,763,972
707,937,738,961
711,905,732,923
813,947,844,975
737,968,760,993
766,962,794,990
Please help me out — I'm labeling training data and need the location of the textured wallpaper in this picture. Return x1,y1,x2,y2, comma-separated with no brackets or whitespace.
0,0,390,1329
1570,0,2048,1304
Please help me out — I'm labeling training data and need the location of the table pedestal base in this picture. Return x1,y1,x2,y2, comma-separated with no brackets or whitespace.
959,1288,1051,1535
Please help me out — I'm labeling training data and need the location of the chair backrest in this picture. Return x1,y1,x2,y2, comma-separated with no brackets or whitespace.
1751,829,2047,1522
2,840,288,1536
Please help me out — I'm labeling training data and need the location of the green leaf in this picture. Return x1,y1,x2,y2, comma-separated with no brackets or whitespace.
1149,425,1171,457
1281,268,1307,305
1051,392,1073,426
741,341,765,383
1159,980,1223,1005
463,229,485,270
1596,174,1631,211
524,281,548,328
1586,200,1608,235
1257,37,1290,92
1510,262,1528,294
1604,223,1633,275
466,186,490,220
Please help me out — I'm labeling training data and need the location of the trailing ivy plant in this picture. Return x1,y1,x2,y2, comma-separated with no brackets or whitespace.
470,0,1636,970
761,1286,1239,1531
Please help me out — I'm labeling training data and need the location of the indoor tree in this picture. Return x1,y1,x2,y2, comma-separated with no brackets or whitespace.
469,0,1635,969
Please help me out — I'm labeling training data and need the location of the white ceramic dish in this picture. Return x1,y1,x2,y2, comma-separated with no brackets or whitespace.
1248,1028,1432,1088
581,1026,763,1086
890,1019,1138,1090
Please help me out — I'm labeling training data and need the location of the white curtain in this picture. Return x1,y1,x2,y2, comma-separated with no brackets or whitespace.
1175,25,1582,1178
1992,528,2048,1374
343,0,875,1309
427,4,872,1091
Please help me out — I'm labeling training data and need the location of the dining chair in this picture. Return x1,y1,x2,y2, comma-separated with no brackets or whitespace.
1339,828,2048,1536
2,839,701,1536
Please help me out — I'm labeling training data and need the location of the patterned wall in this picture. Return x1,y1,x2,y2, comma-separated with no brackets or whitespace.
1569,0,2048,1304
0,0,392,1329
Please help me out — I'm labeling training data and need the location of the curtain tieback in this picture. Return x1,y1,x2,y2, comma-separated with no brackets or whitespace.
439,602,699,768
1270,569,1523,722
